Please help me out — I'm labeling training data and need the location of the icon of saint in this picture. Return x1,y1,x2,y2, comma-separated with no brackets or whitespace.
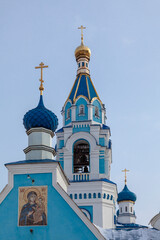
19,190,47,226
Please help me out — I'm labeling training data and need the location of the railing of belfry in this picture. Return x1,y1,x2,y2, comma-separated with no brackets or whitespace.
73,173,89,181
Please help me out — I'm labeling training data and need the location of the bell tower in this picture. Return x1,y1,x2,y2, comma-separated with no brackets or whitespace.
56,27,117,229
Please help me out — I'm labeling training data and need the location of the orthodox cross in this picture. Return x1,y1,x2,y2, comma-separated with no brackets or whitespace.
122,168,129,185
35,62,48,95
78,25,86,45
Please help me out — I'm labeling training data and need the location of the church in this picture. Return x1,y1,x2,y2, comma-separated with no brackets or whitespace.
0,26,145,239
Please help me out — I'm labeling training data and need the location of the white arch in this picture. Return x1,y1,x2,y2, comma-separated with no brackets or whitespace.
65,132,99,152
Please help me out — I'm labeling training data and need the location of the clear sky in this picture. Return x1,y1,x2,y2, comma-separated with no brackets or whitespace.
1,0,160,226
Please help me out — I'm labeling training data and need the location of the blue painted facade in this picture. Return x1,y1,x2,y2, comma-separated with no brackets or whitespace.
73,125,90,133
92,99,102,123
99,138,105,146
59,140,64,149
76,98,88,121
0,172,98,240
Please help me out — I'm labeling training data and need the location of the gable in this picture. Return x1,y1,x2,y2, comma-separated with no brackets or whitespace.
0,162,105,240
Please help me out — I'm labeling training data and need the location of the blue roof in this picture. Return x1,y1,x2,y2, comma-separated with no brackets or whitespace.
102,124,110,130
116,223,148,230
66,74,101,103
56,127,64,133
23,95,58,132
5,159,59,165
117,184,137,203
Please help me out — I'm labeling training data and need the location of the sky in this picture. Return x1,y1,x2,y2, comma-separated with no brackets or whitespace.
1,0,160,226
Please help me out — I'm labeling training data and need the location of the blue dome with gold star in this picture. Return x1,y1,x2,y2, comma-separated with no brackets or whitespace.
117,185,137,203
23,95,58,132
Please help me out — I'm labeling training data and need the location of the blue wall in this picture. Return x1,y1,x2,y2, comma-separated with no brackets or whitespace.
0,172,98,240
59,140,64,149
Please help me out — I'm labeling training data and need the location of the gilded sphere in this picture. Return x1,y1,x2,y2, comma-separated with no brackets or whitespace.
75,44,91,61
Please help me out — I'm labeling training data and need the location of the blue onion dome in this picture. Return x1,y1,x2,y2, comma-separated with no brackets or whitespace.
23,95,58,132
117,185,137,203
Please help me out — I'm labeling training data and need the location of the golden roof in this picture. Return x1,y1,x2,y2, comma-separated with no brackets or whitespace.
75,44,91,61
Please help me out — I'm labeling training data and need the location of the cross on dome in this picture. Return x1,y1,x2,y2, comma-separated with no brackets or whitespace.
35,62,48,95
78,25,86,45
122,168,129,185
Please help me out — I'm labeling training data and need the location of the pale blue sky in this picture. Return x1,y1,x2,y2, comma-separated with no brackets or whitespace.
1,0,160,226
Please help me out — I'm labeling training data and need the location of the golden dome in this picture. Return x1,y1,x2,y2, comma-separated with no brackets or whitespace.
75,44,91,61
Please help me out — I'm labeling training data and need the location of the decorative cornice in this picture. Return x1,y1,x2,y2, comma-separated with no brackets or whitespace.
23,145,56,156
26,127,54,138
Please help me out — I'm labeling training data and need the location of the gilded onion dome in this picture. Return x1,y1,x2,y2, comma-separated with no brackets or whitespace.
75,25,91,61
75,44,91,61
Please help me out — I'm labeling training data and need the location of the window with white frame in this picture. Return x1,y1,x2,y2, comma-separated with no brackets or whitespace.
79,104,85,115
95,106,99,117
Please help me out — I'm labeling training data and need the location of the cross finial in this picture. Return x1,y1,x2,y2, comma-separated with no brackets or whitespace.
35,62,48,95
122,168,129,185
78,25,86,45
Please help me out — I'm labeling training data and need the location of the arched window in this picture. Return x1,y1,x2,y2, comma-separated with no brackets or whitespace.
95,106,99,117
79,104,85,115
79,194,82,199
73,140,90,173
67,108,70,119
88,193,92,199
98,193,101,198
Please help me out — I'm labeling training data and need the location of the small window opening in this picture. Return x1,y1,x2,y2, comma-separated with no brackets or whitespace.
84,193,87,199
79,104,85,115
120,207,122,213
82,62,84,67
86,63,88,67
67,109,70,119
131,207,132,212
95,106,99,117
78,63,80,68
125,206,127,212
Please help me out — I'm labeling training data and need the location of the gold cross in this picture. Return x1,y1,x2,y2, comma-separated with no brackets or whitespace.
122,168,129,185
78,25,86,45
35,62,48,95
